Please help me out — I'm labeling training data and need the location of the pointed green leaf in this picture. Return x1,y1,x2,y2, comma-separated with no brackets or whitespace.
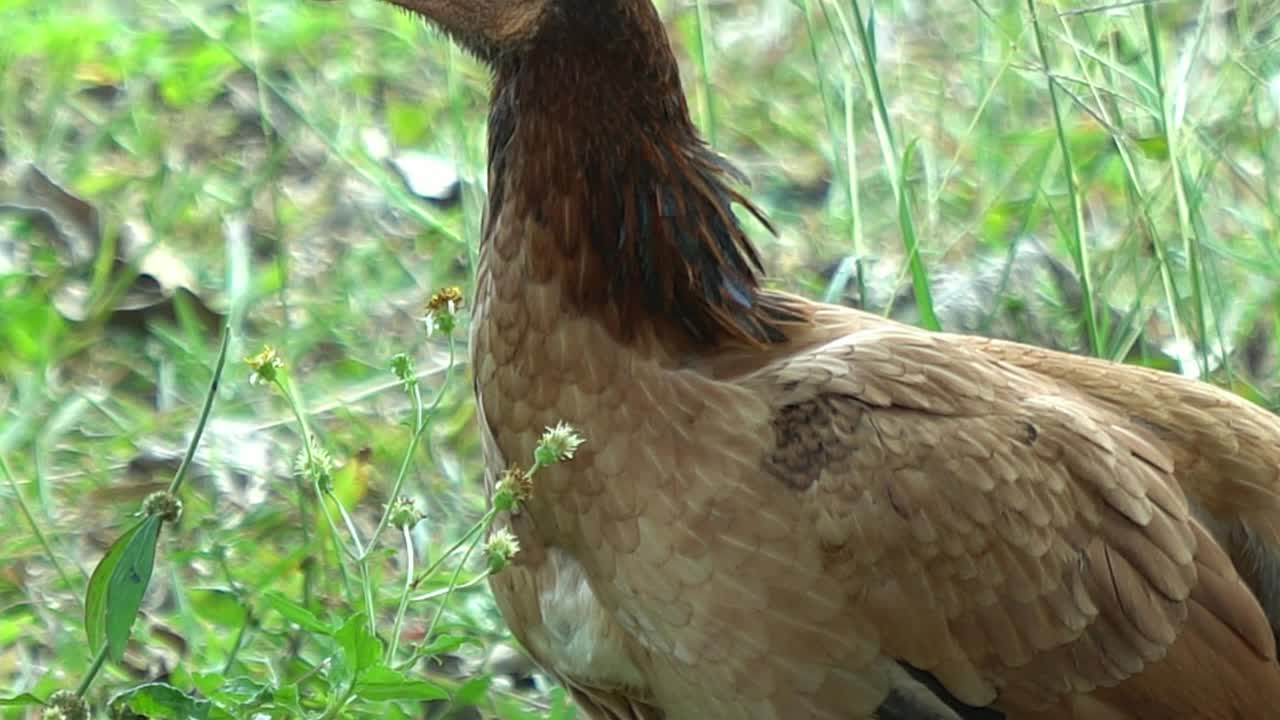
108,682,211,719
353,665,448,701
0,694,42,706
454,674,492,706
335,613,382,675
189,587,248,628
1134,135,1170,160
546,687,576,720
105,515,162,660
418,633,471,657
866,2,877,64
259,591,331,635
85,518,147,653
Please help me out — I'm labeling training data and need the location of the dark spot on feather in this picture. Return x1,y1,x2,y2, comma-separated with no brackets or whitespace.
1019,420,1038,446
765,394,863,490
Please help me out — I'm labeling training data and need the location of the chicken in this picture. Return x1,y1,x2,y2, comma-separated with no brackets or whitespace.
373,1,1280,717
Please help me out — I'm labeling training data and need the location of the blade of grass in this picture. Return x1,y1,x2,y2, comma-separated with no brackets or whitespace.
0,454,79,594
1145,0,1214,377
831,0,939,330
799,0,868,306
1026,0,1101,356
690,0,717,146
1056,11,1188,364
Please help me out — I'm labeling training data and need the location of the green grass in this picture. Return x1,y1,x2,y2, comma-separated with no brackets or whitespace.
1,0,1278,717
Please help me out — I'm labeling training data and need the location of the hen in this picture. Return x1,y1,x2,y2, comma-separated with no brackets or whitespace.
375,1,1280,718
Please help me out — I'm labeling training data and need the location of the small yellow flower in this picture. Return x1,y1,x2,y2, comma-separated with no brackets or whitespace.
425,286,464,314
245,345,283,386
422,287,464,337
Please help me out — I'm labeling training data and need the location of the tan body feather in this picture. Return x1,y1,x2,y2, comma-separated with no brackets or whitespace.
370,0,1280,717
474,208,1280,719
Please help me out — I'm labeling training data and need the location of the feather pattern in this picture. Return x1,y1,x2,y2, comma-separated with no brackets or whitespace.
371,0,1280,717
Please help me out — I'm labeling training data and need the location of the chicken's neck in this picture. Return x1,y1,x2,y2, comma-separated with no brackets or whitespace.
480,7,809,352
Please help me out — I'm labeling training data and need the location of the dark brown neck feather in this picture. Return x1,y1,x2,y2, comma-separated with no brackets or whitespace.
484,1,808,349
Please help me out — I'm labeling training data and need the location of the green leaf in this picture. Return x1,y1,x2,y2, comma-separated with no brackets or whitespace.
85,516,161,658
259,591,331,635
897,139,939,331
191,674,273,709
189,671,224,697
85,520,141,652
0,694,42,706
214,677,272,707
352,665,448,702
453,674,492,706
387,99,431,146
866,2,877,64
418,633,471,657
108,683,211,719
547,687,576,720
189,587,248,628
0,604,36,647
105,515,162,660
335,613,382,675
1134,135,1170,160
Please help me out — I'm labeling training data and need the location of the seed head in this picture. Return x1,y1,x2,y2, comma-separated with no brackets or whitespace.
534,421,585,467
44,691,88,720
492,464,533,512
388,496,425,530
295,442,336,493
485,527,521,574
142,491,183,524
390,352,417,390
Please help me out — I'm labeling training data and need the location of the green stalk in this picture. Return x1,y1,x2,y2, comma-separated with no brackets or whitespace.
1,455,76,594
1026,0,1101,356
1145,1,1213,377
838,0,939,330
691,0,717,145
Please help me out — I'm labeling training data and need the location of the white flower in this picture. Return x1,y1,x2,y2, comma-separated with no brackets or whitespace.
485,527,521,573
534,421,585,467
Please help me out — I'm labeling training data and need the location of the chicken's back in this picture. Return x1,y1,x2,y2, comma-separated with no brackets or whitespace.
797,302,1280,637
970,333,1280,633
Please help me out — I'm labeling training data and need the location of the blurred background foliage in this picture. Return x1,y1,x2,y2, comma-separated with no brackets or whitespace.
0,0,1277,717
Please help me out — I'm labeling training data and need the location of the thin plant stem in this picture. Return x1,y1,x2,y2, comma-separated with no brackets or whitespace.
1,454,77,593
74,328,230,698
423,524,486,644
365,337,456,557
168,327,231,497
837,0,939,330
1026,0,1102,356
412,508,495,590
386,525,416,662
691,0,717,145
221,615,250,674
75,646,108,698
